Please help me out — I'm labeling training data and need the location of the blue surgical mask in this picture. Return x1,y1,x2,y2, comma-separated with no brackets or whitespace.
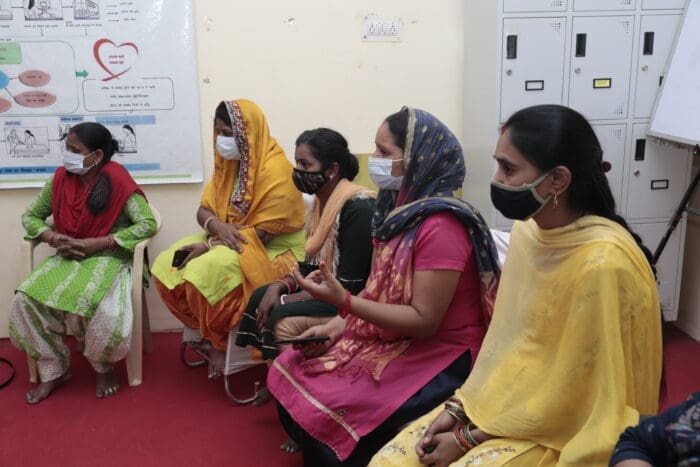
62,150,96,175
368,157,403,191
216,135,240,160
490,172,552,220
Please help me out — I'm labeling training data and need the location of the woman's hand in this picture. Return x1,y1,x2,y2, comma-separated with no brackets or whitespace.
293,317,345,358
293,262,345,307
55,237,87,260
417,432,465,467
175,242,209,269
256,283,286,331
416,410,460,457
209,219,248,253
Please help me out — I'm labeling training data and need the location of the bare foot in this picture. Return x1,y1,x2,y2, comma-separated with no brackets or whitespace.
26,369,72,404
96,370,120,398
208,348,226,379
253,386,272,407
280,438,299,454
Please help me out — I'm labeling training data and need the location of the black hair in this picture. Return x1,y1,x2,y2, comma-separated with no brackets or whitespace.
69,122,120,215
503,105,654,270
123,124,135,134
295,128,359,181
25,130,34,137
384,108,409,150
215,101,232,127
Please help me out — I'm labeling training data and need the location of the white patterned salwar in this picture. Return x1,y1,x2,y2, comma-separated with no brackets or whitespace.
10,264,133,381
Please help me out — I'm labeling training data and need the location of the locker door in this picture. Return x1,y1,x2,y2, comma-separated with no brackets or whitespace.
634,14,682,119
626,123,691,220
591,124,626,207
569,16,634,120
500,17,566,123
642,0,686,10
574,0,635,11
503,0,567,12
630,221,684,320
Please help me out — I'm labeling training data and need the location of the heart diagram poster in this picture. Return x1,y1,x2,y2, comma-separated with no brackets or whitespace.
0,0,203,188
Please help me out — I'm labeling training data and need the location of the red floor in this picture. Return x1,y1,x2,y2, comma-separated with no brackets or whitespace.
0,324,697,466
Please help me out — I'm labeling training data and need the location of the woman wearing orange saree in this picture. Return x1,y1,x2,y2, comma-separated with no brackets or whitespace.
151,99,306,374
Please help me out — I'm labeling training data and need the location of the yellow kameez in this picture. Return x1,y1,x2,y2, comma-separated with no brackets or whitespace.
371,216,662,466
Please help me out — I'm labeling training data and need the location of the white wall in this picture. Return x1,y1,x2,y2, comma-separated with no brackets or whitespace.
0,0,466,337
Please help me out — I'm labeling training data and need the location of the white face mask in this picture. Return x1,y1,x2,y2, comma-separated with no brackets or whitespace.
62,151,96,175
216,135,241,160
368,157,404,191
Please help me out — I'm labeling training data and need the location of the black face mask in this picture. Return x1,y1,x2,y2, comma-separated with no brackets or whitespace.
292,168,328,194
490,172,552,220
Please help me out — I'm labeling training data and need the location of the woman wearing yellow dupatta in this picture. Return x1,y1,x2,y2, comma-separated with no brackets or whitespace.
151,99,305,372
371,105,662,467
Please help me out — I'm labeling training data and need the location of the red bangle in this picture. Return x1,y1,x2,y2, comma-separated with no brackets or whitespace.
337,289,352,318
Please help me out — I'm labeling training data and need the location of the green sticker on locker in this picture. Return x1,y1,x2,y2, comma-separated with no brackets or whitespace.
0,43,22,65
593,78,612,89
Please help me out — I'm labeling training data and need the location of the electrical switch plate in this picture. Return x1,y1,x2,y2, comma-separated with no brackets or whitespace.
362,15,402,42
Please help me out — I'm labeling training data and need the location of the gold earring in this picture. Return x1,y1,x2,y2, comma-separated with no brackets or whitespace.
552,193,559,208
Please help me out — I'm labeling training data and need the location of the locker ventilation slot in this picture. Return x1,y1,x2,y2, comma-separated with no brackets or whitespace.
614,103,625,115
620,20,632,34
550,20,562,33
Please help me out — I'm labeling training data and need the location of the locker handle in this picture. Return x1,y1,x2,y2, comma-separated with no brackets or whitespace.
506,35,517,59
634,139,646,161
643,32,655,55
575,33,587,57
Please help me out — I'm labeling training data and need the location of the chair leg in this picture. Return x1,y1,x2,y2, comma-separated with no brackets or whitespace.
142,288,153,355
126,286,143,387
27,354,38,384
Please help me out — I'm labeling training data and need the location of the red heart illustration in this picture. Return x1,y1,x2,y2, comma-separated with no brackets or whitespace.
93,38,139,82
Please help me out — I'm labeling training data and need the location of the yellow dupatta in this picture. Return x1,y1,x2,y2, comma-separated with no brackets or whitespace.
304,178,375,273
199,99,305,300
458,216,662,466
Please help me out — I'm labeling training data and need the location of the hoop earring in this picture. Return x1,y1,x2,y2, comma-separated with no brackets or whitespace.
552,193,559,208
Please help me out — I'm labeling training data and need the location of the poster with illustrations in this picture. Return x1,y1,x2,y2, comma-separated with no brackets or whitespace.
0,0,202,188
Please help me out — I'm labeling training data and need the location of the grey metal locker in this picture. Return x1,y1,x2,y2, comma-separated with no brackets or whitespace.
626,123,692,220
631,221,684,320
642,0,686,10
574,0,635,11
500,17,567,123
503,0,568,12
634,14,683,119
592,124,626,206
569,16,634,120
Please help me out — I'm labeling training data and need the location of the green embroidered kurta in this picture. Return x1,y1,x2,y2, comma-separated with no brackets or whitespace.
17,175,157,318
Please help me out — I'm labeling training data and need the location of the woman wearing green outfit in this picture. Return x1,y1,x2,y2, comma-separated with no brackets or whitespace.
9,122,157,404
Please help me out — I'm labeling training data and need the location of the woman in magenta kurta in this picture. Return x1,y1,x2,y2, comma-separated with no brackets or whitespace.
267,107,501,466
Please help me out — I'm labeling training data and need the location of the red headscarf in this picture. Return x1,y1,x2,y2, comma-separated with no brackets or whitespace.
51,161,144,239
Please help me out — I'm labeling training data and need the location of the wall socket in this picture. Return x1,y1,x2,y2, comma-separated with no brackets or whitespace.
362,15,402,42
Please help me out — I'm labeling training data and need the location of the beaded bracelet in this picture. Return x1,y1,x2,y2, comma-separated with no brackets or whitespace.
106,234,116,249
337,289,352,318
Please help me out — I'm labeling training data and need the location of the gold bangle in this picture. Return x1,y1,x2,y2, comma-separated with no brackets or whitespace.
203,216,217,234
